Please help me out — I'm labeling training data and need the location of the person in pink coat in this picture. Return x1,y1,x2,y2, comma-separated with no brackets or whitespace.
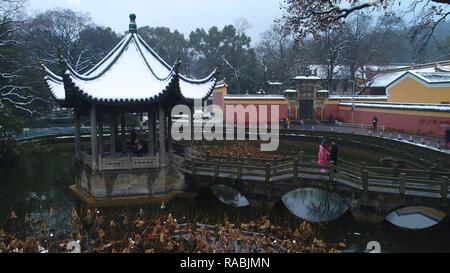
318,139,330,166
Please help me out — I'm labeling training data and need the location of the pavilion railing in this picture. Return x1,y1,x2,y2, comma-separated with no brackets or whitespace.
79,151,160,171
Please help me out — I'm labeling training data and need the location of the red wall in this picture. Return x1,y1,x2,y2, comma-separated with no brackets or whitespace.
324,104,450,137
315,107,322,120
211,88,289,127
213,91,224,109
290,106,297,119
224,103,288,127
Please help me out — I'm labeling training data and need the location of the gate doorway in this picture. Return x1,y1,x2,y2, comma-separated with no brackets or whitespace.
298,100,314,120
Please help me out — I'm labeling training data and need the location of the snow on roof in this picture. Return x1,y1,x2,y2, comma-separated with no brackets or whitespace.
317,90,330,93
329,95,387,100
306,64,365,80
224,94,286,100
215,80,228,89
366,65,409,72
294,75,321,80
45,77,66,101
340,102,450,112
284,89,297,93
84,34,132,77
179,78,217,100
268,81,283,85
44,23,218,104
369,71,405,88
369,67,439,88
436,65,450,73
66,36,173,101
415,72,450,83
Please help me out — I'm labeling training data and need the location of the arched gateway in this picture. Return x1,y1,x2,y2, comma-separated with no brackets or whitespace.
43,14,219,201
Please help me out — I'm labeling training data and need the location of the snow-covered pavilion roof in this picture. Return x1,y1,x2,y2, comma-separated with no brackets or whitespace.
43,15,219,106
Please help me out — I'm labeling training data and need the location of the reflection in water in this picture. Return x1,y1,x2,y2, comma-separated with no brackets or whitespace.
282,188,349,223
210,185,250,208
386,206,446,230
0,147,77,218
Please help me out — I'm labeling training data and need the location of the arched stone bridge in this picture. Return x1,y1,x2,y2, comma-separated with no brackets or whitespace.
173,152,450,222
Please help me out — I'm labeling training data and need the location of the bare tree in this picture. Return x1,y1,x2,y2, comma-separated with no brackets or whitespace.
0,0,49,116
313,28,350,91
234,17,252,37
340,13,400,87
25,8,95,72
280,0,450,57
257,23,306,83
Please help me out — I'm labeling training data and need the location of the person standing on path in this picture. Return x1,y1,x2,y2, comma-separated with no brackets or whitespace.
372,116,378,130
318,139,330,166
330,140,339,167
445,128,450,149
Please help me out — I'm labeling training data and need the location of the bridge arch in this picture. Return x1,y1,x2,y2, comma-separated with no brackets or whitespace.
384,205,448,230
196,182,251,208
276,187,353,223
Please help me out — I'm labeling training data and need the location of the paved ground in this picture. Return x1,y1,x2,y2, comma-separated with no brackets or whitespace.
287,122,450,154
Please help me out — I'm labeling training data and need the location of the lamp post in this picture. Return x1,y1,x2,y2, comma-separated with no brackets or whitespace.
349,80,356,125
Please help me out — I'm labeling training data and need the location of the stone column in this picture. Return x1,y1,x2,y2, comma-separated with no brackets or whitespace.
190,105,195,150
159,104,166,166
98,113,104,171
148,111,156,156
121,113,126,153
90,104,98,171
167,109,173,153
110,113,117,154
74,109,81,161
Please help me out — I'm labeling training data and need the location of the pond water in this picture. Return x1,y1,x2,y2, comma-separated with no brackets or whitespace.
281,188,349,223
385,206,446,230
210,184,250,208
1,142,450,253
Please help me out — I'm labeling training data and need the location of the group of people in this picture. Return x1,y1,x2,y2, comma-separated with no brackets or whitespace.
283,116,291,129
317,139,339,167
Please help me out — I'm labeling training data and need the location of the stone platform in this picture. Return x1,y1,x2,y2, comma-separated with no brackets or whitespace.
74,155,186,203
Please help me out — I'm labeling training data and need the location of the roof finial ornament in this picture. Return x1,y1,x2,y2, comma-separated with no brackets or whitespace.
129,14,137,33
173,57,182,73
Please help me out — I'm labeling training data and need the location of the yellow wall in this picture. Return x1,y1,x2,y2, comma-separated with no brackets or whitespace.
339,105,450,118
388,76,450,104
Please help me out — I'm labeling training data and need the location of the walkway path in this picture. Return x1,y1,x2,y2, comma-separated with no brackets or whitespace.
288,122,450,154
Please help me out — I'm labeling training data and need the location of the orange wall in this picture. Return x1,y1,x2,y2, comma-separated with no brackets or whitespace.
388,76,450,104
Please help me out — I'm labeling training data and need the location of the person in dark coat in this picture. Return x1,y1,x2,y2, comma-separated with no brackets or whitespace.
372,116,378,130
445,128,450,149
330,140,339,166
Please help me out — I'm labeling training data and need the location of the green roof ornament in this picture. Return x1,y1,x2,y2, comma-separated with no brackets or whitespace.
129,14,137,33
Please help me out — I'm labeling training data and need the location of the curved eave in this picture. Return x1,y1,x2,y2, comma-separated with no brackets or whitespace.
178,67,220,84
43,77,66,104
62,72,178,106
178,77,218,103
42,65,66,103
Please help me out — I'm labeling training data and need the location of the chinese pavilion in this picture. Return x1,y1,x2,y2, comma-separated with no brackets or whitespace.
43,14,219,201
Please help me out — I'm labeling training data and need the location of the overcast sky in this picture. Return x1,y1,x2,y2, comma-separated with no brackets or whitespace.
27,0,284,44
